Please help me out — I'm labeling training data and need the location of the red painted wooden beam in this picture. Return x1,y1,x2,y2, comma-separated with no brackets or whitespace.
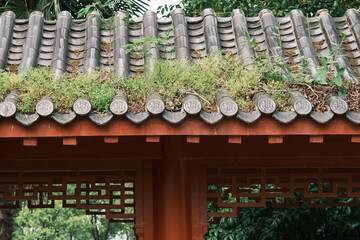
0,116,357,138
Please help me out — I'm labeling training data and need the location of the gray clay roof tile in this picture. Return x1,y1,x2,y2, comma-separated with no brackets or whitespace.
1,8,360,126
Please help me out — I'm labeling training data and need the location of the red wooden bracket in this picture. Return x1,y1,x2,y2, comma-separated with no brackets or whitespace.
146,136,160,143
309,135,324,143
23,138,37,146
268,136,283,144
63,137,77,146
351,136,360,143
104,136,119,143
187,136,200,143
228,136,242,144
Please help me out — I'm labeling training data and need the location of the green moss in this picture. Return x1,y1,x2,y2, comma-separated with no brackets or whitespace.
0,53,296,114
1,68,117,114
120,53,263,112
0,70,21,102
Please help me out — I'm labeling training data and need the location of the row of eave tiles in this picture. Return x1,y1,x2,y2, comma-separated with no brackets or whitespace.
0,88,359,126
1,8,360,125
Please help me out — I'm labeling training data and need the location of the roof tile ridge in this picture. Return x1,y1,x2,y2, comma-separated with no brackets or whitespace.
84,11,101,73
345,9,360,78
114,11,130,77
51,10,72,77
345,9,360,46
0,11,15,70
317,9,358,83
19,11,44,70
171,8,190,59
289,9,320,79
259,9,291,77
259,9,286,58
202,8,221,54
143,10,159,74
231,9,255,68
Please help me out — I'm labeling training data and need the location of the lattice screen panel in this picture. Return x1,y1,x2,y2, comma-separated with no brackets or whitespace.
207,168,360,222
0,170,135,223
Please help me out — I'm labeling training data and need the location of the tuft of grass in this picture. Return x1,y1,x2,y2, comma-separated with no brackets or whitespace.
258,80,292,111
120,52,263,112
0,70,21,102
0,68,117,114
58,70,117,113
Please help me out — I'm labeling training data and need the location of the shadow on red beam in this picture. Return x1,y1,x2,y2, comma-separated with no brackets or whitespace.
0,115,357,138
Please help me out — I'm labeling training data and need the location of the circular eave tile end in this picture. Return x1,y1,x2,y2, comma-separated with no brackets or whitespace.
147,99,165,115
73,99,92,116
183,99,202,115
36,100,54,117
293,99,312,115
330,99,348,115
110,99,128,116
0,101,16,117
219,100,238,117
257,98,276,114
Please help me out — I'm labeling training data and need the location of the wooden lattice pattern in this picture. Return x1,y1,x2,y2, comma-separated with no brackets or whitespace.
0,170,135,222
207,168,360,220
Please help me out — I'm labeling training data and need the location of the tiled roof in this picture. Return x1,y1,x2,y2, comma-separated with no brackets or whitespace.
1,8,360,126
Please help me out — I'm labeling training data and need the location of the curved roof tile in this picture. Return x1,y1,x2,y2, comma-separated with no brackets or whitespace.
1,9,360,126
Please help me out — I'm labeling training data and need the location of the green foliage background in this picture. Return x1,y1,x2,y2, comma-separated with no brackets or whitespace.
12,184,134,240
0,0,149,20
13,204,133,240
171,0,360,17
206,202,360,240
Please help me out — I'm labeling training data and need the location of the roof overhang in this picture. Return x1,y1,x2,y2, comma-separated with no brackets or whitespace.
1,115,360,142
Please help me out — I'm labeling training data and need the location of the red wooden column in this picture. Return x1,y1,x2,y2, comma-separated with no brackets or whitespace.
191,161,209,240
135,160,154,240
154,136,192,240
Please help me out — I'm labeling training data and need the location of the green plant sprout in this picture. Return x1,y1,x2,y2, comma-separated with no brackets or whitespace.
122,26,176,59
314,32,349,98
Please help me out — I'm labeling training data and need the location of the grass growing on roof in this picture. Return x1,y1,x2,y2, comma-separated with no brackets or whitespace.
120,52,264,112
0,70,21,102
0,68,118,114
0,53,295,114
